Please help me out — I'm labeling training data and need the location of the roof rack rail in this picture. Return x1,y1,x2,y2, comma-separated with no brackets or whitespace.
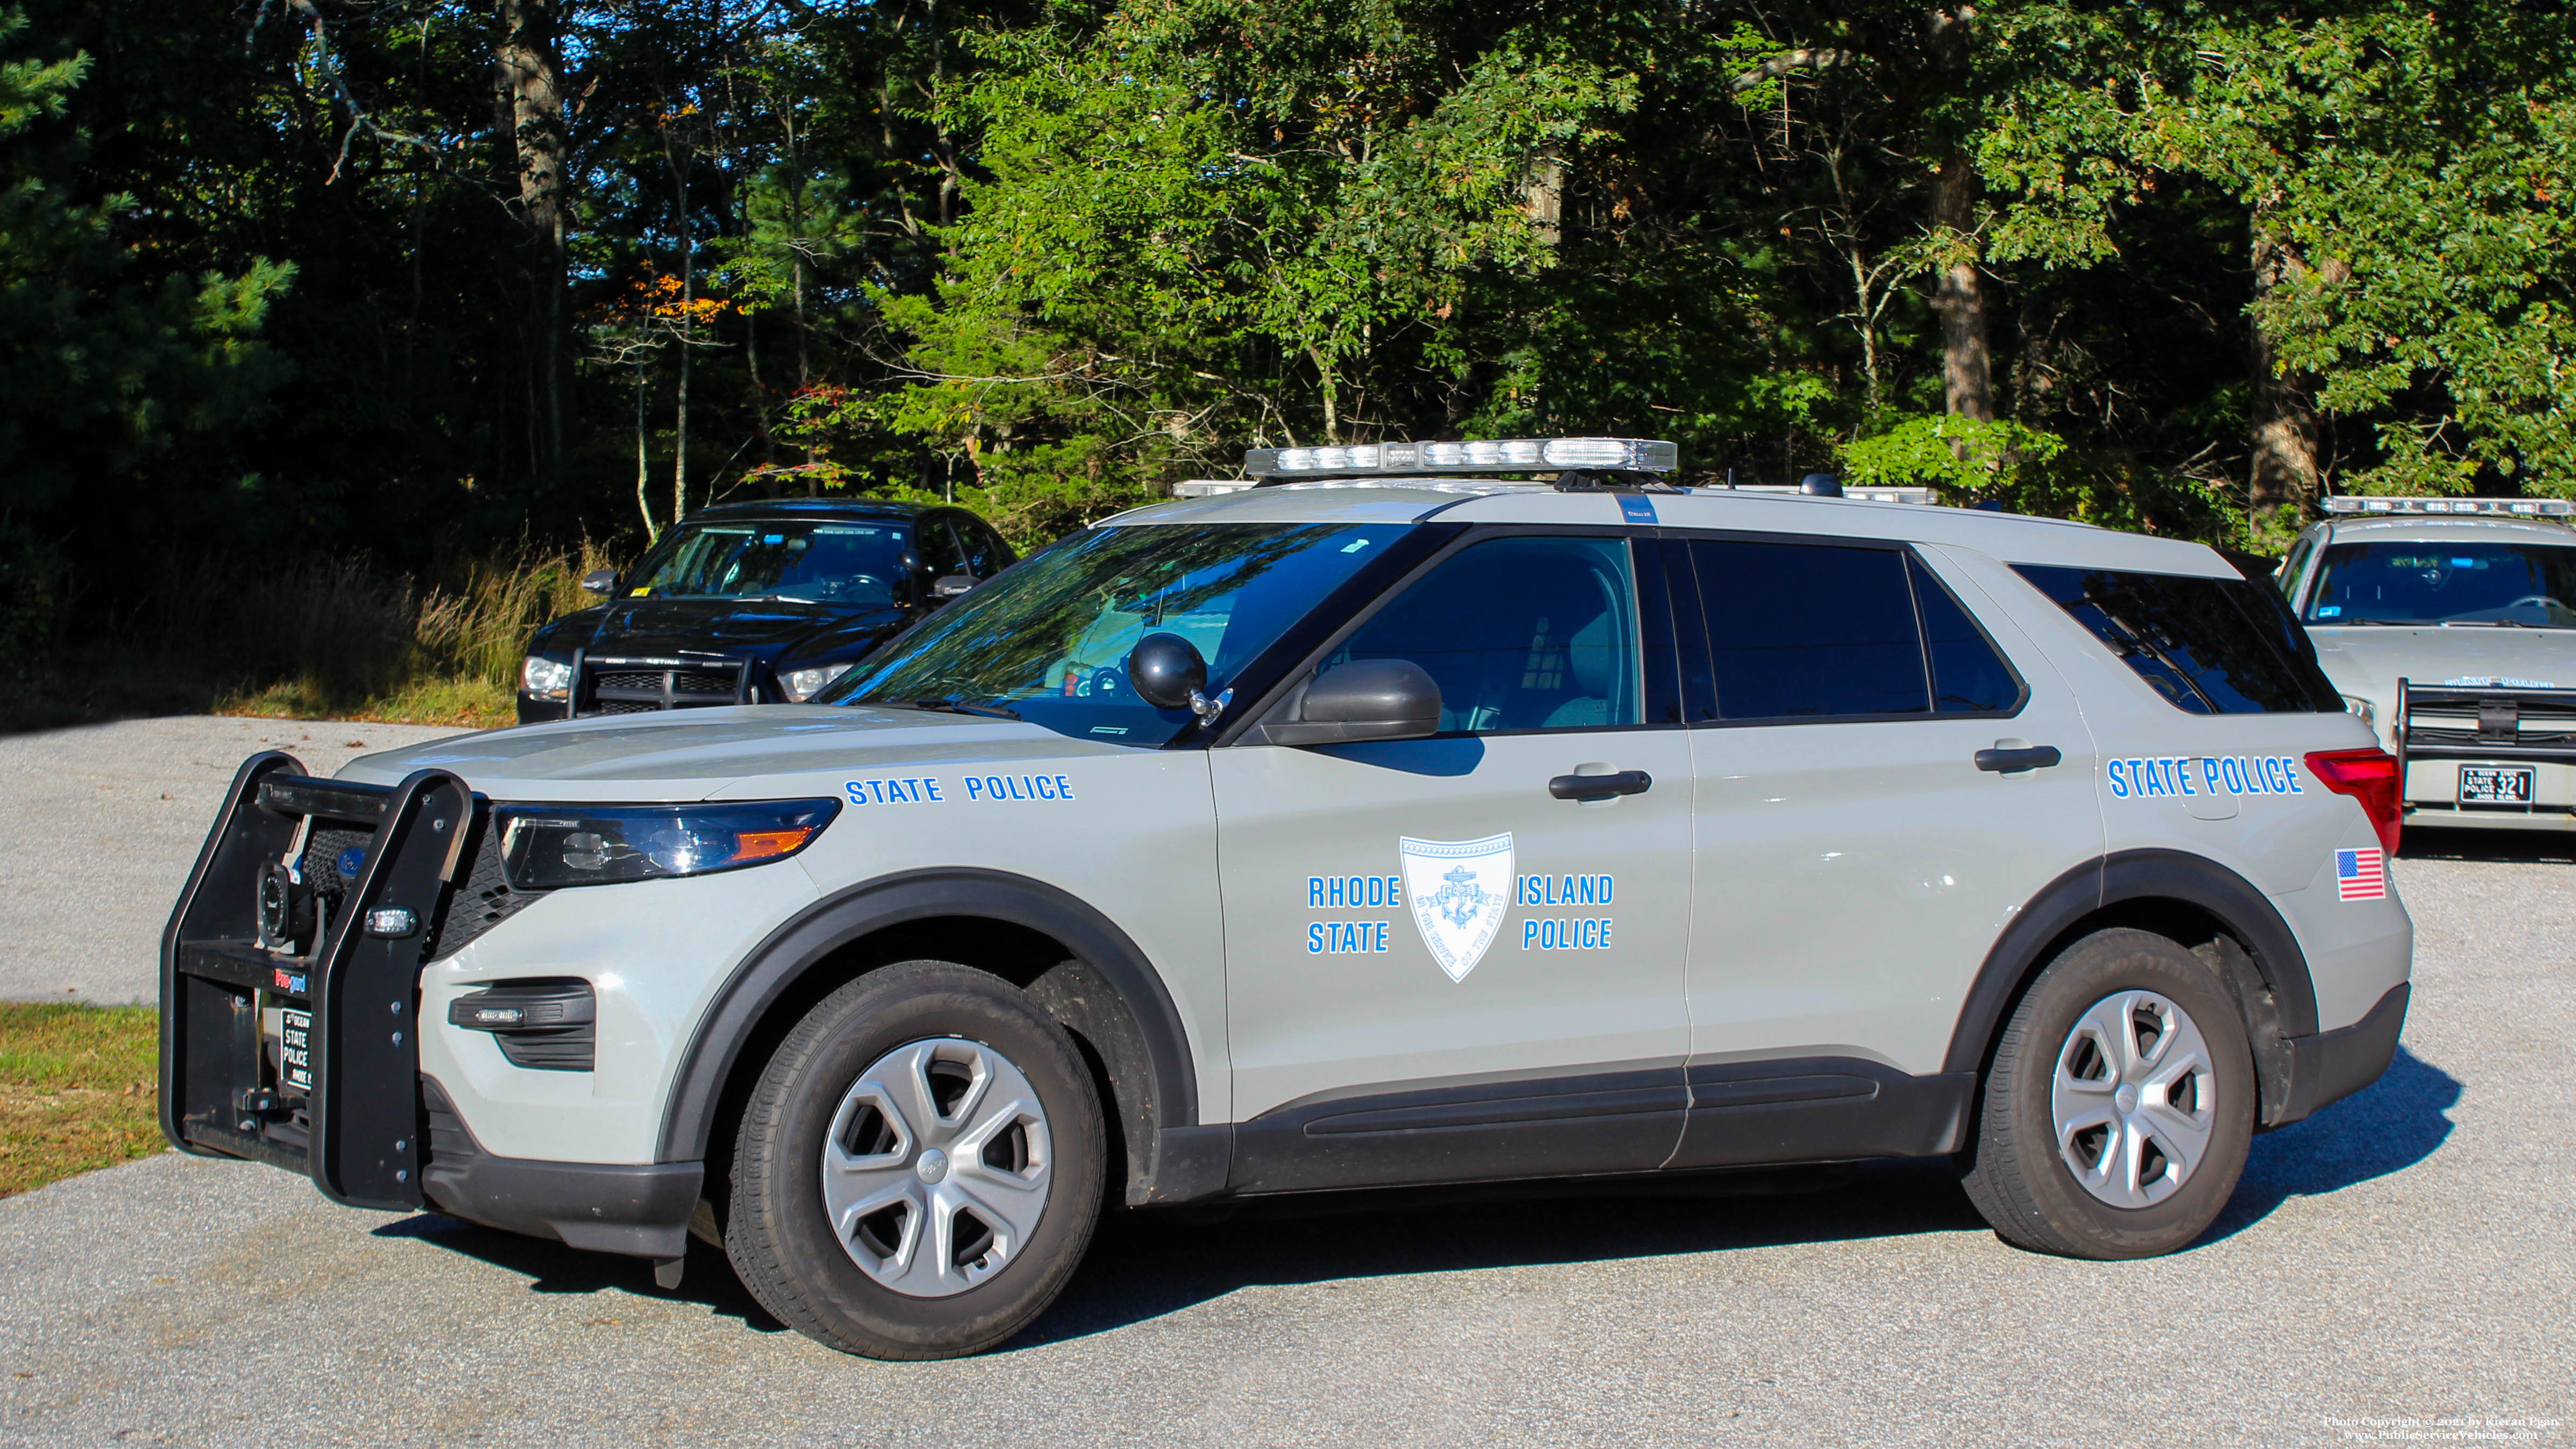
2323,495,2574,517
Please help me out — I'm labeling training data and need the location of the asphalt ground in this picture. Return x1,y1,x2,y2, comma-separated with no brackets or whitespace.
2,719,2571,1447
0,717,463,1003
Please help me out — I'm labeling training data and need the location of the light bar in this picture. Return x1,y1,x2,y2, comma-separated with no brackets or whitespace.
1245,437,1678,479
2323,495,2574,517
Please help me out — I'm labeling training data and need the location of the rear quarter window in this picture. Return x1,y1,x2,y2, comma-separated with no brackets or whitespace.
2014,564,2341,715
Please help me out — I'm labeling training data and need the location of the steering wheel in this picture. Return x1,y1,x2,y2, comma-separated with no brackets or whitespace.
2508,594,2564,610
1088,666,1127,699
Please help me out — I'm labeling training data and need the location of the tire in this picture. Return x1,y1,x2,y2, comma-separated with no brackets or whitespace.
1959,928,2256,1259
726,960,1106,1359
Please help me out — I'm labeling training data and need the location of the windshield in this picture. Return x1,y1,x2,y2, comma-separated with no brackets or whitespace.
626,520,909,605
820,522,1406,744
2306,540,2576,628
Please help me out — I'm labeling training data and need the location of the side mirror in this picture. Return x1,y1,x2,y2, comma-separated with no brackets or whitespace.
580,569,618,596
930,574,977,602
1258,660,1442,746
1128,632,1208,709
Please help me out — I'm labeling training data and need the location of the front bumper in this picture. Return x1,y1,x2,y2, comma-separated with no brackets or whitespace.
420,1077,701,1258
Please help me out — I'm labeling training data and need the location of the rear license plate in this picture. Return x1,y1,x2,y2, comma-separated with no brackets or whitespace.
280,1008,314,1092
2460,766,2535,804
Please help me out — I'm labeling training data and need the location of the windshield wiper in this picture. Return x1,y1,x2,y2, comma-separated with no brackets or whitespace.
897,695,1022,720
2442,619,2531,628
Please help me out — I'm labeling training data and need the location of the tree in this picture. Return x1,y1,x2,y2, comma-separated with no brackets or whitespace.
1977,0,2576,529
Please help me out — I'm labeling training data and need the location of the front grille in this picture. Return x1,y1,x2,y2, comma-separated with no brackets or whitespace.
576,657,750,714
424,816,543,960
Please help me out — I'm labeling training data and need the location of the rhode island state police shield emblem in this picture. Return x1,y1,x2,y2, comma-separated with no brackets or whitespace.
1399,833,1514,982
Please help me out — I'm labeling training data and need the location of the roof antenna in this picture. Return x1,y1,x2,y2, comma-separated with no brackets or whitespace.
1726,467,1736,490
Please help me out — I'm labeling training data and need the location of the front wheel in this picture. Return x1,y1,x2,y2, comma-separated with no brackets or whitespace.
726,960,1106,1358
1959,928,2256,1259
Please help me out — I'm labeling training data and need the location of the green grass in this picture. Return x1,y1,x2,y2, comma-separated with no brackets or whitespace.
0,1004,163,1198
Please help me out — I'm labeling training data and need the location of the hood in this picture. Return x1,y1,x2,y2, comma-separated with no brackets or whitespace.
533,596,911,667
341,705,1133,801
2311,624,2576,701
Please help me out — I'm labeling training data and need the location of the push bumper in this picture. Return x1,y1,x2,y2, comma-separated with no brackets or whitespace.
2396,680,2576,829
2269,982,2409,1128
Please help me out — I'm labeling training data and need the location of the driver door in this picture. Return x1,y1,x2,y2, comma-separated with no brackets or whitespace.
1212,531,1696,1192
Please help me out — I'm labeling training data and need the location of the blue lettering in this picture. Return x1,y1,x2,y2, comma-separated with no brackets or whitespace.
2220,757,2245,794
1372,921,1388,951
1308,877,1324,908
1524,920,1540,948
2143,763,2168,797
845,782,868,806
965,777,985,799
2108,761,2130,798
1308,924,1325,954
1055,775,1075,800
2175,758,2196,795
2284,757,2304,793
923,779,943,801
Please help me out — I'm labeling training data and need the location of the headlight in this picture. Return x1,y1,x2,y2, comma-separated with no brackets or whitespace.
522,655,573,699
780,664,852,702
496,799,840,890
2340,694,2377,729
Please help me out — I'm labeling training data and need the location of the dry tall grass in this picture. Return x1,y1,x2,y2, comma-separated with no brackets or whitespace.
118,543,620,726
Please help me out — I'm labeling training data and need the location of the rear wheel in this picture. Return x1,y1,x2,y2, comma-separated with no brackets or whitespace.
1960,928,2255,1259
726,960,1105,1358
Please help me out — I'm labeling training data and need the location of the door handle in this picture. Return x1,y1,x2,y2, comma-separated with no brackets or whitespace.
1975,745,2063,773
1549,770,1652,801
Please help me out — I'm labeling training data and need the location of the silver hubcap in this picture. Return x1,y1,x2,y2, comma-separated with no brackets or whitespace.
2050,990,2218,1209
820,1037,1052,1298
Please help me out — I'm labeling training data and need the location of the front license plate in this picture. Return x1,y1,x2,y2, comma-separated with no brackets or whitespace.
2460,766,2535,805
280,1008,314,1092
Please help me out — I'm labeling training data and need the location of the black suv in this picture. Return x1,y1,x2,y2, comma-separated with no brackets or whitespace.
516,500,1015,724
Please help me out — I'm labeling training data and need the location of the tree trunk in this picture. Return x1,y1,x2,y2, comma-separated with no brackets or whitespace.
2249,218,2323,523
634,361,658,543
497,0,568,464
1923,5,1994,422
666,127,692,527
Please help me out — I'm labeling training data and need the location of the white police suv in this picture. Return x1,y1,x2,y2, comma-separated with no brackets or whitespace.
162,439,2411,1359
2279,495,2576,832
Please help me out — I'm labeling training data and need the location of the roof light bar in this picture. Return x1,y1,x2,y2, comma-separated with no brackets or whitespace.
1245,436,1677,480
2323,495,2574,517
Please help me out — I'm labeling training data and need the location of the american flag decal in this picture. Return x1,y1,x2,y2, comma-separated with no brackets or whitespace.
2336,848,2387,901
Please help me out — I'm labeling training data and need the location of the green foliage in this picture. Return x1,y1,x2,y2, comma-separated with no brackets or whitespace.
1840,411,2239,538
1976,0,2576,498
0,9,290,516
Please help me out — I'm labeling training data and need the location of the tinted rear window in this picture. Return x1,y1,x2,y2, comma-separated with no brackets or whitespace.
2014,565,2340,714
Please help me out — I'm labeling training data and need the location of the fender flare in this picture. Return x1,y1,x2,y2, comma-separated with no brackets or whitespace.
1941,849,2322,1081
655,868,1202,1170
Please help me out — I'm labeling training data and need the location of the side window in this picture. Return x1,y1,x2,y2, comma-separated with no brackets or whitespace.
2013,564,2339,714
2278,534,2318,604
1911,556,2023,713
958,519,1011,578
917,517,975,581
1333,536,1641,733
1686,540,1931,720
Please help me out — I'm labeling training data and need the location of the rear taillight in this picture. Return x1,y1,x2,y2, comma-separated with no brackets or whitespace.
2305,748,2403,854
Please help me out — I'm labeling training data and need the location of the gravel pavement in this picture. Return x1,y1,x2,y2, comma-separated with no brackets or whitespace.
0,719,2569,1447
0,717,464,1003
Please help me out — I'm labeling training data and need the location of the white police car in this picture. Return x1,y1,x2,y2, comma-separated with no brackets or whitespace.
2278,496,2576,832
162,438,2411,1359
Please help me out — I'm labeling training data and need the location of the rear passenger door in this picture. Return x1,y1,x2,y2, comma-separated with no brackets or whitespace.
1668,535,2105,1166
